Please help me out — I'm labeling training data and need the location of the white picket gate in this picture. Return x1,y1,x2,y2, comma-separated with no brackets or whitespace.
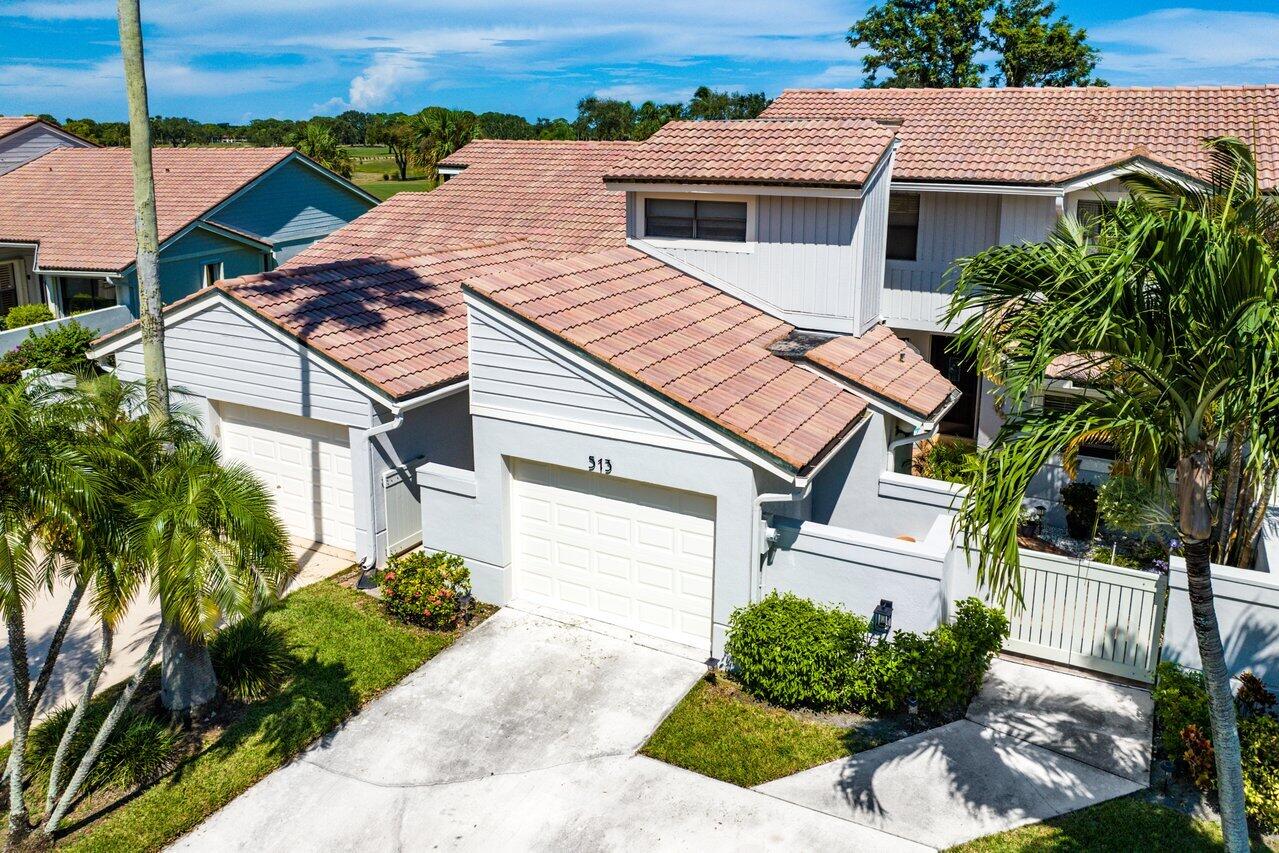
985,549,1168,683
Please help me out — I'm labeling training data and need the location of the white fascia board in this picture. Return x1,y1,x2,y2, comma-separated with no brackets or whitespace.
389,378,469,413
437,165,465,177
88,289,399,409
465,293,803,483
798,359,958,431
605,180,863,199
1059,158,1204,193
892,181,1065,198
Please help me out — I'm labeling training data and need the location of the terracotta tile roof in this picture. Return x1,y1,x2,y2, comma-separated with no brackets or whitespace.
0,117,40,140
1046,352,1106,383
287,140,635,268
605,119,897,188
761,86,1279,189
463,246,869,473
0,146,293,272
207,241,544,400
805,325,958,420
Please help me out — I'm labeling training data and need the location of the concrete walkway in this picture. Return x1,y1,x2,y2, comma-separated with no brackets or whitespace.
1,541,352,741
172,608,927,852
756,657,1154,849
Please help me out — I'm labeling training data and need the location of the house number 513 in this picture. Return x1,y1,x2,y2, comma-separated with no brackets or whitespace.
588,456,613,474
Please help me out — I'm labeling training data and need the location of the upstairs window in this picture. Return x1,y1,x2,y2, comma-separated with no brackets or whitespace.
1076,199,1118,235
644,198,748,242
202,260,224,289
886,192,920,261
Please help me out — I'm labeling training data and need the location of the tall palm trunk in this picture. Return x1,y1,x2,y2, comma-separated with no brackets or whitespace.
45,621,112,815
44,624,167,836
159,628,217,714
117,0,168,425
1179,448,1249,852
5,612,31,842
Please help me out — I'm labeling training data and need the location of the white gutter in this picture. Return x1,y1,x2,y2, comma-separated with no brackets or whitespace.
364,379,469,440
887,421,939,467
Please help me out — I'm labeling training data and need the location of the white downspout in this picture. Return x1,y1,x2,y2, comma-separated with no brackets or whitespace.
888,421,938,459
752,479,813,603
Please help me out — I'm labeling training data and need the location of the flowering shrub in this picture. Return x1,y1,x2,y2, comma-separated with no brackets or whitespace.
379,551,471,630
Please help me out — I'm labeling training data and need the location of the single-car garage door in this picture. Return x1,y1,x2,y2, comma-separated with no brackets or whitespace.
512,460,715,648
217,402,357,553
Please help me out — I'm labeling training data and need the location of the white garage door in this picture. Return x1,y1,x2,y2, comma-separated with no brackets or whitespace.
512,460,715,648
217,402,357,553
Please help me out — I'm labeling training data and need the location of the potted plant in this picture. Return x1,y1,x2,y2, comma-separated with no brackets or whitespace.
1060,480,1100,540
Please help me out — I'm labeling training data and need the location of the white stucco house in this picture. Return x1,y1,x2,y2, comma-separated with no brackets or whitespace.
90,85,1279,685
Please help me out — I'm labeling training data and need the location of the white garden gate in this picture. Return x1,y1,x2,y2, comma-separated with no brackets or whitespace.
987,549,1168,683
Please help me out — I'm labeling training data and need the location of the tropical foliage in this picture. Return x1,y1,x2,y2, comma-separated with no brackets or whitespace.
289,122,353,178
946,137,1279,851
378,550,472,630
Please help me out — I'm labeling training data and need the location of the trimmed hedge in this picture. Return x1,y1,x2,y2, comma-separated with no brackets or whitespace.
724,593,1008,718
3,303,53,330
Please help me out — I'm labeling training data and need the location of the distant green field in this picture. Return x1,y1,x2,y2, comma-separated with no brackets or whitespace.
345,145,391,159
363,178,436,200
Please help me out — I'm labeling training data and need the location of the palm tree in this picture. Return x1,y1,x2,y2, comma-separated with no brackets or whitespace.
0,380,93,842
290,122,353,178
44,435,294,835
945,145,1279,852
408,107,478,182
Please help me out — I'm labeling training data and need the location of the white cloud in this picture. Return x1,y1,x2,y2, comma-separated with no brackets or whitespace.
344,52,428,110
1093,9,1279,81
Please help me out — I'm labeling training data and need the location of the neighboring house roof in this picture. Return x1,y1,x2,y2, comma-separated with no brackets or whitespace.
286,140,635,267
0,117,41,140
463,246,869,474
0,146,294,272
603,119,897,189
804,326,959,421
95,240,543,402
761,86,1279,189
1046,352,1106,383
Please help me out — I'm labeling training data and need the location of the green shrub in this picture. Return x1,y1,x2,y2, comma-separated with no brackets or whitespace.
913,439,980,486
27,703,183,794
18,320,98,373
210,614,295,701
723,593,869,709
1240,715,1279,832
1153,662,1211,757
379,550,472,629
724,594,1006,716
1060,480,1100,539
3,303,53,330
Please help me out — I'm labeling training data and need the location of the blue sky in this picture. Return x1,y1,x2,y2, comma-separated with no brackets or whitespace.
2,0,1278,123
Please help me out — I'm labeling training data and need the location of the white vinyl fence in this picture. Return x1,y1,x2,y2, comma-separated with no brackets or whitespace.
383,461,423,557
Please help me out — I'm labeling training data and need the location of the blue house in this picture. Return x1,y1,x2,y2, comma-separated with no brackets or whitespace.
0,145,376,320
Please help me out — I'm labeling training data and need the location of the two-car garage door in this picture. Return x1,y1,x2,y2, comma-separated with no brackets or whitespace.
512,461,716,648
217,402,357,553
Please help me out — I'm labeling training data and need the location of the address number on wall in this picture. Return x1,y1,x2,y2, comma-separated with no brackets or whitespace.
588,456,613,474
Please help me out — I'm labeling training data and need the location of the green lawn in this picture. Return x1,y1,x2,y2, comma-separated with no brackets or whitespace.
948,796,1233,852
22,581,456,852
641,675,880,787
363,178,436,200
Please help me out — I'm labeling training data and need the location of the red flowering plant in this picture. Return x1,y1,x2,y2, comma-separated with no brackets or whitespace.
377,551,472,630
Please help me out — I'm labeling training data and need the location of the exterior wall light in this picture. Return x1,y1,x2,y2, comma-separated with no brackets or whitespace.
870,599,893,638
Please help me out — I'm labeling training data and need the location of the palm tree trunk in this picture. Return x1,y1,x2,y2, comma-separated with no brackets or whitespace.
44,620,112,815
160,628,217,715
1182,538,1250,851
116,0,169,425
1215,426,1245,562
0,579,84,792
6,612,31,842
43,623,167,837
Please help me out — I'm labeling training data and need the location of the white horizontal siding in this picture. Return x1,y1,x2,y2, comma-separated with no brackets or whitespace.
469,309,699,441
883,192,1001,331
639,194,862,333
0,125,88,174
112,301,373,427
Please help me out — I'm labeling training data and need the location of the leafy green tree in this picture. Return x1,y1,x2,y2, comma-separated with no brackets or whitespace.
478,111,536,139
848,0,990,87
631,101,684,140
985,0,1104,86
849,0,1101,88
573,97,636,141
685,86,771,120
368,114,415,180
946,140,1279,852
535,117,576,140
290,122,353,178
244,117,302,147
408,107,478,181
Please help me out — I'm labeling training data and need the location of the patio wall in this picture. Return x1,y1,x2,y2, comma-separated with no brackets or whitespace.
1163,556,1279,690
0,305,132,353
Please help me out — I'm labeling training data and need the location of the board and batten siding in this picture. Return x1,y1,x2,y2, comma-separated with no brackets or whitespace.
468,305,702,443
998,195,1059,247
882,192,1000,331
855,151,893,334
0,124,90,175
112,301,373,427
632,194,866,334
209,158,376,264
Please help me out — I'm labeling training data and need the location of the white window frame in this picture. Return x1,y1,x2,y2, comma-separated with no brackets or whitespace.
635,192,756,254
202,260,224,289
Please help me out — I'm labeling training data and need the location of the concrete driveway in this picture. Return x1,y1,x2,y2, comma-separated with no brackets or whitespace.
1,542,351,742
172,608,927,852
